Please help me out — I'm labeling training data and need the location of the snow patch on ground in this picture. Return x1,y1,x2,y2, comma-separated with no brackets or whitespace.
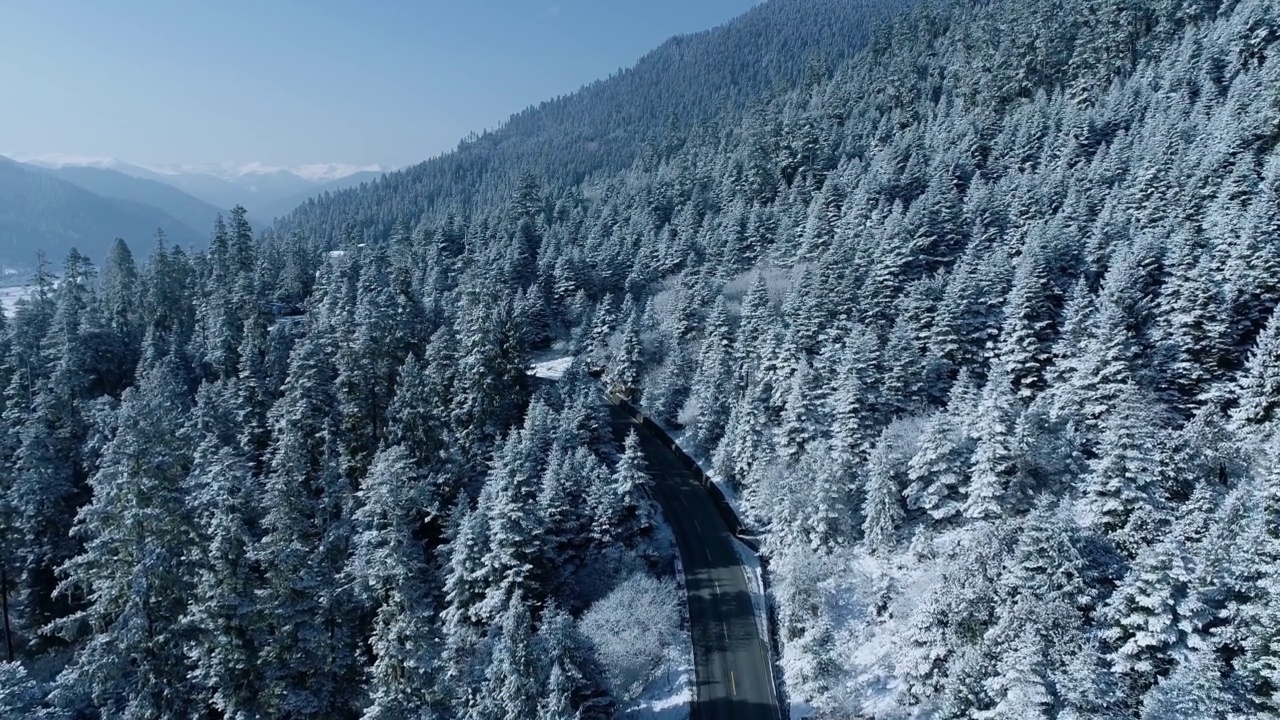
626,669,693,720
0,285,32,317
529,355,574,380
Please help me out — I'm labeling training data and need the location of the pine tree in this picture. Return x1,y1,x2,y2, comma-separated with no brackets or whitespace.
350,445,442,720
0,661,59,719
584,300,616,371
906,384,977,521
863,428,906,554
1138,646,1235,720
775,360,822,466
1232,312,1280,425
335,248,402,479
536,664,576,720
440,505,491,708
184,380,261,720
983,502,1095,717
1087,383,1166,535
481,430,549,617
1101,534,1210,691
606,318,642,398
736,270,775,375
979,631,1056,720
646,341,694,427
480,598,540,720
9,249,99,633
828,326,882,467
451,294,531,475
99,238,143,388
603,431,656,549
997,237,1060,399
388,329,458,475
536,603,609,713
965,369,1022,520
880,316,927,414
713,382,773,493
48,358,197,718
254,327,363,719
535,447,591,595
799,440,851,548
683,297,734,451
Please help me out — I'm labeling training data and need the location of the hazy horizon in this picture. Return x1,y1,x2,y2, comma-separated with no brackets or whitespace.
2,0,759,170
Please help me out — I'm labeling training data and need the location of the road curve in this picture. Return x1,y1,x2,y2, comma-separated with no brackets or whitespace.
607,400,780,720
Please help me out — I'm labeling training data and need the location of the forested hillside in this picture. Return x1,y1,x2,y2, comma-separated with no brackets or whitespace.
3,0,1280,718
275,0,915,247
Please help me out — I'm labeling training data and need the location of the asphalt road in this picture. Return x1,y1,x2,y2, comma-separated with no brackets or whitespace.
608,401,780,720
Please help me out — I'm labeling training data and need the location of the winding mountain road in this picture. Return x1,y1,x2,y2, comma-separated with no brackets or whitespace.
606,399,781,720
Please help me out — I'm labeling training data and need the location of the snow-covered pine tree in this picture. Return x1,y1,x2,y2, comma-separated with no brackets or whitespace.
349,445,442,719
48,358,197,718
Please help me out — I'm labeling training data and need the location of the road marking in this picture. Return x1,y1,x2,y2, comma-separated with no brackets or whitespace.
730,671,737,696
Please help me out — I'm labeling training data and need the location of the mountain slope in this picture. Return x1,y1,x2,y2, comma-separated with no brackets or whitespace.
277,0,917,245
256,170,384,222
29,163,225,234
266,0,1280,716
0,158,205,267
127,167,312,214
14,0,1280,717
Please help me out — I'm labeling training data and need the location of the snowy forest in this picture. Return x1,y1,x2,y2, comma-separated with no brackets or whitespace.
4,0,1280,718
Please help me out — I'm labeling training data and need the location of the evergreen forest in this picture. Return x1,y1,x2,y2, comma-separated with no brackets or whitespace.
3,0,1280,717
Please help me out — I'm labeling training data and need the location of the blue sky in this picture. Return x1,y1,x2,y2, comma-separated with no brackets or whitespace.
0,0,759,168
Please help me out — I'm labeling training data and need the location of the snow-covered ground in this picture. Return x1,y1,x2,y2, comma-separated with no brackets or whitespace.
624,558,694,720
731,538,769,653
626,504,694,719
530,355,574,380
0,285,32,317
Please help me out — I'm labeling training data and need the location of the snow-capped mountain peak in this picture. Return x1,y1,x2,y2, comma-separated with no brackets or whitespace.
289,163,386,182
141,161,384,182
6,154,384,184
6,152,135,171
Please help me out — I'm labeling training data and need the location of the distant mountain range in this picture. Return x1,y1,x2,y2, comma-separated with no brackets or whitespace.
11,154,386,211
0,154,387,272
0,156,204,271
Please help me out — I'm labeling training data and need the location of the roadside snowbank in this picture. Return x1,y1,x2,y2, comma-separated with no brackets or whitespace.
731,538,769,650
